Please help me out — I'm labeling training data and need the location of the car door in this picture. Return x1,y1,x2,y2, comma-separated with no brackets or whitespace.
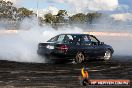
89,35,106,57
79,35,97,57
63,34,79,57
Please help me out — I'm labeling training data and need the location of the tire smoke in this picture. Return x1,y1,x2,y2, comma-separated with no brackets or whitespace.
0,16,132,63
0,17,83,63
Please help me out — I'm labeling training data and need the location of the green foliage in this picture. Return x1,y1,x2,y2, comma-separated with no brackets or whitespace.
69,13,87,23
57,10,67,17
44,9,102,25
0,0,34,21
0,0,102,25
86,12,102,24
0,0,17,20
69,12,102,24
44,10,68,24
17,7,34,19
44,13,56,24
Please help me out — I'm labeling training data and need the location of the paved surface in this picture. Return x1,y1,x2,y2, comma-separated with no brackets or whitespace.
0,55,131,88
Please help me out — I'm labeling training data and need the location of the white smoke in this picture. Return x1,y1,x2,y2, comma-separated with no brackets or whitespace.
94,33,132,56
0,17,83,63
0,0,132,63
33,6,59,17
87,0,118,11
44,6,59,15
111,13,132,21
0,16,132,63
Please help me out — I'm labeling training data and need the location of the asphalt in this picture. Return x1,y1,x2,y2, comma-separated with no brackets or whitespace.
0,55,131,88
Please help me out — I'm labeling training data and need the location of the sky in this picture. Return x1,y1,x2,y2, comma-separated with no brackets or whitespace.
9,0,132,9
4,0,132,20
6,0,131,12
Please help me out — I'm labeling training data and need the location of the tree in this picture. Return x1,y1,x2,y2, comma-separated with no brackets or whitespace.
55,10,68,23
0,0,17,20
17,7,34,20
86,12,102,24
57,10,67,17
44,10,68,24
69,13,87,24
44,13,56,24
69,12,102,24
0,0,34,21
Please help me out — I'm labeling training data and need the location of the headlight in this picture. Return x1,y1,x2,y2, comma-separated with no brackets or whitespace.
46,45,54,49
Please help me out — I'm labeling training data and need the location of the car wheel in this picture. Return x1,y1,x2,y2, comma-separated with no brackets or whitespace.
104,50,112,61
75,52,85,63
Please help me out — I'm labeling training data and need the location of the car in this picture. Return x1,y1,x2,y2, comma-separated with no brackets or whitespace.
37,33,114,63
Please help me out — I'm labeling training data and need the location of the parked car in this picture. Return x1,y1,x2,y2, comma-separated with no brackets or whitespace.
37,34,114,63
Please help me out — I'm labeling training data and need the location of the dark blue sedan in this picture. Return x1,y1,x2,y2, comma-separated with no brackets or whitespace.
37,34,114,63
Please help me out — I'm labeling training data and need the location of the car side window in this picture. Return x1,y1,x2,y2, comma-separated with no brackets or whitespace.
66,35,73,41
89,36,99,45
81,35,91,45
64,35,80,45
73,36,80,45
64,35,74,44
47,36,58,42
57,35,65,42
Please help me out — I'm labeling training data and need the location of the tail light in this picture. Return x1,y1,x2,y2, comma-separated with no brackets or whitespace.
57,44,68,52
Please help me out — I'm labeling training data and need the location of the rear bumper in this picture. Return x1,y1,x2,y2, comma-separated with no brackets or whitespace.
37,49,72,60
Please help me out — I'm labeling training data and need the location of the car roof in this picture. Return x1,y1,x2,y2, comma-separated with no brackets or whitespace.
59,33,91,36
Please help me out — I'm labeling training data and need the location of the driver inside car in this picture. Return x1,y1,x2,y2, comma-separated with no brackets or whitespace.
82,35,91,45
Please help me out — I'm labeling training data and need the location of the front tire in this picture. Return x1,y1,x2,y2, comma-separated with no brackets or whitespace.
75,52,85,63
103,50,112,61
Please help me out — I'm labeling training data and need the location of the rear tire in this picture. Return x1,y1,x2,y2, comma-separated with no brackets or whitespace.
75,52,85,63
103,50,112,61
